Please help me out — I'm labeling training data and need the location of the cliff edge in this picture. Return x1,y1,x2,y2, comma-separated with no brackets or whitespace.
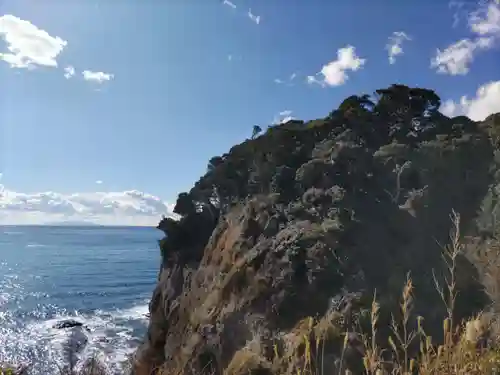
133,85,500,375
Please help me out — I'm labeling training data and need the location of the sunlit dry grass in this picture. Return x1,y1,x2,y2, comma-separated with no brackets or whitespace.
291,210,500,375
189,210,500,375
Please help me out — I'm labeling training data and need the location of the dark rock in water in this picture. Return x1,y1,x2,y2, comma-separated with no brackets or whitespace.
53,319,84,329
97,336,111,344
53,319,91,366
57,325,91,369
53,319,91,332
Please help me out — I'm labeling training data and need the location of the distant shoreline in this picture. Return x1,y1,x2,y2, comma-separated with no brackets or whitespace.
0,224,158,229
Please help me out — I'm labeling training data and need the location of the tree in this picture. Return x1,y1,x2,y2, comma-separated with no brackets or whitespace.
408,87,441,116
173,192,196,216
252,125,262,139
373,84,442,142
338,94,374,116
374,85,441,119
207,156,224,173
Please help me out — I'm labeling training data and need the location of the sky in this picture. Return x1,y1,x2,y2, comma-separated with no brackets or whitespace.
0,0,499,226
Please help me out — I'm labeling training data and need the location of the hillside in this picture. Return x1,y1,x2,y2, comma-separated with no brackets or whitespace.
133,84,500,375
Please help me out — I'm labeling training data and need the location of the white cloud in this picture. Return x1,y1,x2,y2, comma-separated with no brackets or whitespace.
273,110,295,124
95,180,103,185
64,65,75,79
469,2,500,36
226,54,241,62
248,9,261,24
0,186,176,226
386,31,411,64
82,70,114,83
450,0,466,28
440,100,459,118
223,0,236,9
308,45,365,87
274,72,299,85
0,14,67,69
432,1,500,75
306,75,321,85
431,38,492,75
440,80,500,121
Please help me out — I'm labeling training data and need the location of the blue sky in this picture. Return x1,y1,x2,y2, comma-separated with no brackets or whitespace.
0,0,499,225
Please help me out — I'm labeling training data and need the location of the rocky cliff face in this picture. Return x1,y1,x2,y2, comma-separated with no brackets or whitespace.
133,85,500,375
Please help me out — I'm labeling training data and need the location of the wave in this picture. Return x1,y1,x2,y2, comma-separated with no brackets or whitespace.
0,302,149,375
25,243,48,248
2,231,24,235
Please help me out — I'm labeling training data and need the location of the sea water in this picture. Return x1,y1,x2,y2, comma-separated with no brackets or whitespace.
0,225,162,374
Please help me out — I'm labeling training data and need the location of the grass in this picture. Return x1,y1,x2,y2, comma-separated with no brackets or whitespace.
169,210,500,375
277,210,500,375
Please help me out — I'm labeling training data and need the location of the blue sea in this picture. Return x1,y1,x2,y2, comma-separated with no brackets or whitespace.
0,225,163,374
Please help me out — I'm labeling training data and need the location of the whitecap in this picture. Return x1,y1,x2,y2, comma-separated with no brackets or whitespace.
0,292,10,306
116,302,150,321
0,303,149,375
25,243,47,248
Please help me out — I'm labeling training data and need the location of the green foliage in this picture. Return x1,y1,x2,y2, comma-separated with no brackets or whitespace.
157,207,218,263
158,84,495,268
372,84,442,142
207,156,224,173
187,85,463,214
252,125,262,139
173,192,196,216
338,94,374,115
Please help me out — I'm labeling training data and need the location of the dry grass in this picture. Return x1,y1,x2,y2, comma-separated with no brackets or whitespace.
188,210,500,375
290,210,500,375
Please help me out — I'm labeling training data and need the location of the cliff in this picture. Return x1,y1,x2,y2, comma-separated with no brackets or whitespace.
133,84,500,375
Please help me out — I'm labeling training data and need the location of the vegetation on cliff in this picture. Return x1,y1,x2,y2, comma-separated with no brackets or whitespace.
159,84,493,255
139,84,500,375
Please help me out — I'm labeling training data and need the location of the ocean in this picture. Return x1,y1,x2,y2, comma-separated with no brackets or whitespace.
0,225,163,374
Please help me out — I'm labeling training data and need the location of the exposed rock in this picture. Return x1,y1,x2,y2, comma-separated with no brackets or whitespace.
133,84,500,375
53,319,89,331
66,326,89,353
51,320,91,369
